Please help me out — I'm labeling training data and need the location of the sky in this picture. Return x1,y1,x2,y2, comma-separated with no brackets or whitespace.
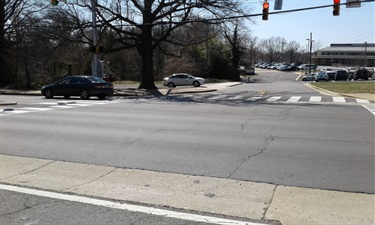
246,0,375,48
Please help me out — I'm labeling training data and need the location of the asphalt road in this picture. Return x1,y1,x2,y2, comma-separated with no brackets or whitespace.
1,71,374,194
0,70,374,224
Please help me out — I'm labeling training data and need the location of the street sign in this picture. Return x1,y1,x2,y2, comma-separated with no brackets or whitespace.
274,0,283,10
346,0,361,8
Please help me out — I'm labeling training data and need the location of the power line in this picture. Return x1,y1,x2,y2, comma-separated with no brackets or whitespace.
2,0,375,28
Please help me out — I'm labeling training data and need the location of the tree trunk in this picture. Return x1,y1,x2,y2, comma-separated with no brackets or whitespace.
138,0,157,89
138,25,157,89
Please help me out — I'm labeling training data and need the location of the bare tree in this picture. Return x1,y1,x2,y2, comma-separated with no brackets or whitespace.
70,0,250,89
284,40,302,63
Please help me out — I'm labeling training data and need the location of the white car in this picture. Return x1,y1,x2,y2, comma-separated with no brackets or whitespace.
163,73,205,88
315,72,329,82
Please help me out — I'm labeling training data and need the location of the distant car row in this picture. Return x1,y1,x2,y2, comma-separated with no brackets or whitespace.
302,68,374,82
255,62,315,71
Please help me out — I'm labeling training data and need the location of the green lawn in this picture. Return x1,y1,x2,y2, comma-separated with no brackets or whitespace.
312,82,375,94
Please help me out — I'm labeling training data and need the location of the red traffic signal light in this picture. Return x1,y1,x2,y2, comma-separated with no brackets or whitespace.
51,0,59,5
333,0,340,16
262,1,269,20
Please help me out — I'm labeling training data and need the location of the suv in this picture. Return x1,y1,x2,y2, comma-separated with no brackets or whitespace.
315,72,329,82
353,69,369,80
334,70,349,81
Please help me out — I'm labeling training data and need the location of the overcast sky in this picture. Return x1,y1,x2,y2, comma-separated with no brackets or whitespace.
246,0,374,48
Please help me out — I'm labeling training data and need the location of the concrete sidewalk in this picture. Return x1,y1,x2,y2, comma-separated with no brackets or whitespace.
0,154,374,225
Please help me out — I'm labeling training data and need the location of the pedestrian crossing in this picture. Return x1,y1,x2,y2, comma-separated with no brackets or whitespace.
0,100,119,116
161,94,373,105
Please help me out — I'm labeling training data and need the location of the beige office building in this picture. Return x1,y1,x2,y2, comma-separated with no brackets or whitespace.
315,43,375,67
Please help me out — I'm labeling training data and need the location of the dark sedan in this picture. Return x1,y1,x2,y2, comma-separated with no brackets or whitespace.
41,76,114,100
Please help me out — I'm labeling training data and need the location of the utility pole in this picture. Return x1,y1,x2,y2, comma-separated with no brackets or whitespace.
281,41,286,62
308,32,313,74
91,0,98,77
364,42,368,67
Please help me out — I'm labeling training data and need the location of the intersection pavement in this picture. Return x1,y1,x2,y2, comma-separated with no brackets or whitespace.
1,82,374,225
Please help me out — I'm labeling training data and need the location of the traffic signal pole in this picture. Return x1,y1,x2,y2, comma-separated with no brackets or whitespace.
91,0,98,77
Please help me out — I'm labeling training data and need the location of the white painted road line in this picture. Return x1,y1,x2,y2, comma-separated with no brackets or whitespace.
0,184,269,225
309,96,322,102
332,97,346,103
21,107,53,111
208,95,229,100
356,99,370,104
287,96,301,103
228,95,245,100
266,96,281,102
2,109,30,114
246,97,263,102
362,105,375,116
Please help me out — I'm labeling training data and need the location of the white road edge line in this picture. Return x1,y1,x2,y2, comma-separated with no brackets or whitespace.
0,184,269,225
362,105,375,116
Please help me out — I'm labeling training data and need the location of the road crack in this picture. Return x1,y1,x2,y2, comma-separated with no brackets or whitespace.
227,127,276,179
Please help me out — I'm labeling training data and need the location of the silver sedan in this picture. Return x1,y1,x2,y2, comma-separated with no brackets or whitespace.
163,73,205,88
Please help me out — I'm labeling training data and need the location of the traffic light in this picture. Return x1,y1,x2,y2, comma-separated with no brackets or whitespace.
51,0,59,5
333,0,340,16
262,1,269,20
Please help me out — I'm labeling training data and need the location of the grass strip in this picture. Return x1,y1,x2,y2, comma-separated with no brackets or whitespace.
312,82,375,94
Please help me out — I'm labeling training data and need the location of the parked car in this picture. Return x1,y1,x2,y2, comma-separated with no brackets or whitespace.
280,65,298,71
334,70,349,81
41,76,114,100
297,64,315,71
353,69,369,80
315,72,329,82
302,74,316,81
320,68,334,72
326,71,337,80
163,73,205,88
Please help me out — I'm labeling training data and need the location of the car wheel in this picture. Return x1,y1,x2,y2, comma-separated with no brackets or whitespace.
44,89,53,99
302,78,306,81
98,95,106,100
168,82,175,88
193,81,200,87
80,90,90,99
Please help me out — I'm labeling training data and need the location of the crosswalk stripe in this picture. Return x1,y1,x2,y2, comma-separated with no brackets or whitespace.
356,99,370,104
332,97,346,103
50,105,76,109
21,107,53,111
228,95,245,100
287,96,301,103
2,110,30,114
266,96,282,102
1,100,120,116
309,96,322,102
245,97,263,102
208,95,229,100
